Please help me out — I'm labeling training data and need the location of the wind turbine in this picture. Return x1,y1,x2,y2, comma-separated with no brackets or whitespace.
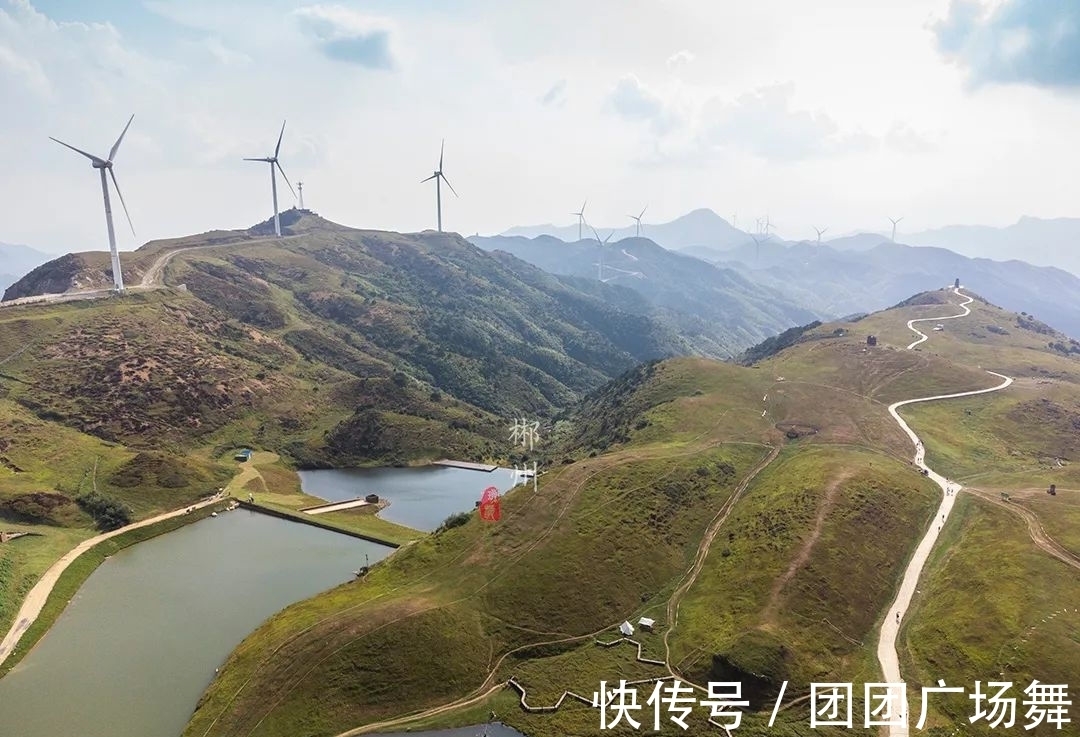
243,120,296,237
889,216,904,242
297,181,304,210
628,205,647,237
422,139,457,232
50,114,136,293
813,226,828,244
590,225,614,281
572,200,587,241
750,232,770,263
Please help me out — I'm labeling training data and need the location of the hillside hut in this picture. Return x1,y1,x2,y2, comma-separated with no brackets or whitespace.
365,493,380,503
954,278,960,288
234,448,252,462
866,335,878,346
619,621,634,637
638,617,655,631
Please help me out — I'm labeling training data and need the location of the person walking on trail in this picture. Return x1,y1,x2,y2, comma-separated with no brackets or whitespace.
896,612,900,624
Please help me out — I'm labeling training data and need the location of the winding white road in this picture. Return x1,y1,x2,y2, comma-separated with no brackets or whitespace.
875,287,1013,735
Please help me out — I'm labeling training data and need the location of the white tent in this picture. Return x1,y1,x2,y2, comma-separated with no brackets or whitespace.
638,617,655,630
619,621,634,636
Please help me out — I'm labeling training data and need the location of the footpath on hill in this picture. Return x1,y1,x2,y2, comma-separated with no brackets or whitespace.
875,287,1014,737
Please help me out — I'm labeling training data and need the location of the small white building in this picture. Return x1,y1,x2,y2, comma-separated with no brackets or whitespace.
619,621,634,637
638,617,655,631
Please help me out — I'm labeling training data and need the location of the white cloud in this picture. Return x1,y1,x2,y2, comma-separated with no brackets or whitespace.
0,42,51,97
666,49,694,69
293,4,397,69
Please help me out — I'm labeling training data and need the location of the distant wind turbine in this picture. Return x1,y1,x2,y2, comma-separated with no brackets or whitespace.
572,200,587,241
628,206,647,237
750,232,770,263
50,114,137,292
763,214,775,236
243,120,296,237
297,181,304,210
422,139,457,232
590,225,614,281
889,216,904,242
813,226,828,244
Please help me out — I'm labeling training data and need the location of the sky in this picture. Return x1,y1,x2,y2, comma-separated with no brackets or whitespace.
2,0,1080,253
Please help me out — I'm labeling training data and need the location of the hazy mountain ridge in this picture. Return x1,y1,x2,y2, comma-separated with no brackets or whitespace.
903,216,1080,275
471,232,824,356
0,241,53,295
502,207,750,250
688,238,1080,339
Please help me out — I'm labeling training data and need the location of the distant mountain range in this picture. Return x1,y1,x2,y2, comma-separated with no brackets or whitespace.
902,216,1080,275
504,209,1080,277
683,238,1080,339
470,233,823,357
502,208,749,251
0,242,52,294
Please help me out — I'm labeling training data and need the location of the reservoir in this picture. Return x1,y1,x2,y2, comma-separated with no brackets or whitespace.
298,465,521,531
0,509,391,737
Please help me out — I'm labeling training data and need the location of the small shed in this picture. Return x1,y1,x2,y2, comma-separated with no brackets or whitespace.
365,493,380,504
866,335,878,346
234,448,253,462
954,278,960,288
619,621,634,637
638,617,655,631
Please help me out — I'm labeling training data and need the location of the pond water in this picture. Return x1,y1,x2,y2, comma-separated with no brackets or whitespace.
298,465,521,532
0,509,392,737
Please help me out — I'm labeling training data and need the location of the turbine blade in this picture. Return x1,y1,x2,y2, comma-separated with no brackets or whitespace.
590,226,601,243
243,157,271,162
108,114,134,162
581,199,587,214
440,172,458,197
50,137,105,165
639,206,647,218
108,168,136,239
439,139,444,171
275,120,286,158
421,174,438,183
276,160,296,198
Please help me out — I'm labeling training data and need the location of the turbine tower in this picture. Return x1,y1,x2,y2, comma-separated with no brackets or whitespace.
628,205,647,237
572,200,587,241
421,139,457,232
50,114,136,293
750,232,770,263
590,226,614,281
889,216,904,242
297,181,304,210
243,120,296,237
813,226,828,244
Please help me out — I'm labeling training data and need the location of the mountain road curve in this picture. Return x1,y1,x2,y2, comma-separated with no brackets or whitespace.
0,235,300,310
876,286,1013,736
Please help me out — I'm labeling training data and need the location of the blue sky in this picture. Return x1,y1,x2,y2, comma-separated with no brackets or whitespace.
3,0,1080,253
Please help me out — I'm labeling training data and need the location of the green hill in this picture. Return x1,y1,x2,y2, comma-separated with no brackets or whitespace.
176,286,1080,737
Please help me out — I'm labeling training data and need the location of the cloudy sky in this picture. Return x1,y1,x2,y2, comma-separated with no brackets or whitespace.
2,0,1079,253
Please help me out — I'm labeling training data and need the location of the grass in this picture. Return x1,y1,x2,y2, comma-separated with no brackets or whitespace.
0,501,230,678
669,444,939,699
899,494,1080,736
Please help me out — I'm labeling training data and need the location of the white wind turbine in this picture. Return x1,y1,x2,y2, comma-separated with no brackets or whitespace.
590,225,614,281
572,200,587,241
422,139,457,232
297,181,305,210
50,114,137,292
628,205,647,237
889,216,904,242
813,226,828,244
243,120,296,237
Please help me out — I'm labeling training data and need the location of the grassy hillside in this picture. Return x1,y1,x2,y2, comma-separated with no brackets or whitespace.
180,286,1080,737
